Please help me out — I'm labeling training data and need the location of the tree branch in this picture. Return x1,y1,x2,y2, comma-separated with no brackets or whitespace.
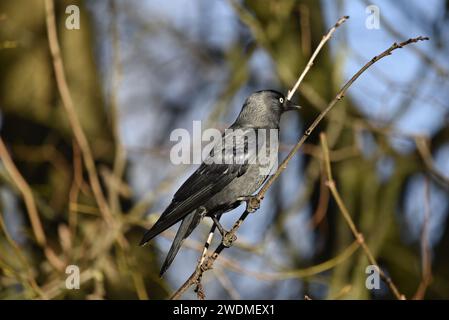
0,138,65,272
44,0,113,224
320,133,405,300
287,15,349,100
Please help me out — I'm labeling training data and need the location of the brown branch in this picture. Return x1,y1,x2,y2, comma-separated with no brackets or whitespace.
68,140,82,239
0,211,46,298
287,15,349,100
170,29,428,299
320,133,405,300
44,0,113,224
413,177,433,299
415,136,449,189
0,138,65,272
108,0,127,214
0,138,46,246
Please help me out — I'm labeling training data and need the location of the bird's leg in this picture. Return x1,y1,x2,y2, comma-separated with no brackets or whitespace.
210,215,237,248
198,215,220,268
210,215,227,236
237,195,261,213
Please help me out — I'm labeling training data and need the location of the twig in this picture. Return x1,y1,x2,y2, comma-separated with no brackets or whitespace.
413,177,433,299
68,140,82,240
108,0,127,214
360,0,448,78
320,133,405,300
415,136,449,189
44,0,113,224
353,121,449,190
0,138,46,246
330,284,353,300
287,15,349,100
0,212,46,298
310,161,330,228
170,28,428,298
0,138,64,271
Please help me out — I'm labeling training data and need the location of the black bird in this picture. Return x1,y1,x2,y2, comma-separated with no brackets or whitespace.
140,90,300,276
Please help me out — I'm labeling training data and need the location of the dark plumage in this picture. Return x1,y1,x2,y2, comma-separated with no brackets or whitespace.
140,90,300,276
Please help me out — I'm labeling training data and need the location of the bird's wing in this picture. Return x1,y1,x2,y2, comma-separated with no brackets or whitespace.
140,128,258,245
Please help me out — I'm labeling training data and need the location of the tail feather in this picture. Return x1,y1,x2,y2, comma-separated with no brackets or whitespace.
159,210,201,276
139,203,184,246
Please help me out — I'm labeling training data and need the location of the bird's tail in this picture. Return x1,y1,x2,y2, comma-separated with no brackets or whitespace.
159,210,201,276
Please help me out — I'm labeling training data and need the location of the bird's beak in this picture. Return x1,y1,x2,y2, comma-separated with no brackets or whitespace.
283,99,301,112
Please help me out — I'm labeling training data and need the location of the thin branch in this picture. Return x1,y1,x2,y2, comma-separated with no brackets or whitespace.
0,138,46,246
170,30,428,299
0,211,46,298
361,0,448,78
320,133,405,300
415,136,449,189
0,138,64,271
108,0,127,214
44,0,113,224
68,140,82,239
413,177,433,299
287,15,349,100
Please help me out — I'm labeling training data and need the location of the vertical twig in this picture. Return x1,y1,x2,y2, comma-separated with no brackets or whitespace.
68,140,82,240
287,16,349,100
320,133,405,300
413,177,433,299
0,138,46,246
108,0,127,214
0,212,46,298
0,138,65,271
44,0,113,224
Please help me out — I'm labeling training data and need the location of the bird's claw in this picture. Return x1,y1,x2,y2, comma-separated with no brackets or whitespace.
238,195,261,213
211,216,237,247
222,231,237,247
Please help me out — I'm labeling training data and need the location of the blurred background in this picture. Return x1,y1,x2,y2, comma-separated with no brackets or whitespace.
0,0,448,299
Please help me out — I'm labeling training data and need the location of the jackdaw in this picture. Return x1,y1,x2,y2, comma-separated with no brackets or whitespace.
140,90,300,276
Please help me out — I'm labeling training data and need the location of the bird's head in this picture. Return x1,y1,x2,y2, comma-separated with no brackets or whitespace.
233,90,301,129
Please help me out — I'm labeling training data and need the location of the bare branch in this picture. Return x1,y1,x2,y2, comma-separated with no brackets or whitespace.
0,138,65,272
0,138,46,246
320,133,405,300
44,0,113,224
287,15,349,101
413,177,433,299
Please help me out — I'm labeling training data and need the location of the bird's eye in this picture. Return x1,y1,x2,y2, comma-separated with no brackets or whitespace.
279,97,284,103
